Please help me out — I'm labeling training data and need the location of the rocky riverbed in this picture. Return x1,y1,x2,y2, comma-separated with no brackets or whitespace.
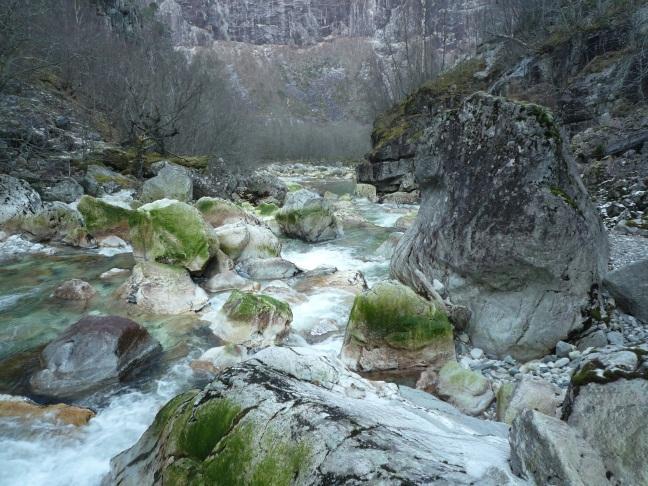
0,161,647,485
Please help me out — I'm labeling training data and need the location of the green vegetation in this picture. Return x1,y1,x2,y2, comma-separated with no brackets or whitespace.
129,200,214,271
256,203,279,216
550,187,579,210
347,282,452,351
224,291,292,323
151,394,311,485
77,196,133,235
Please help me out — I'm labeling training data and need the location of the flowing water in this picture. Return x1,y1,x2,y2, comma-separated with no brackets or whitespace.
0,172,417,486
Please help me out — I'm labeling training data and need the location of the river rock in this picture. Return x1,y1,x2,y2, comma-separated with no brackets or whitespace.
191,344,248,376
276,189,340,242
53,279,96,301
141,165,193,203
82,165,137,197
0,395,95,426
214,222,281,262
129,199,216,272
496,375,562,424
104,347,521,485
0,175,43,226
393,211,417,230
562,347,648,485
235,170,288,205
120,262,209,315
355,183,377,201
290,267,368,295
382,190,420,205
30,316,162,399
217,290,292,347
203,270,254,293
391,93,608,360
77,195,133,239
509,409,608,485
603,259,648,323
100,268,130,279
14,202,92,247
195,197,262,228
41,178,84,203
374,232,404,259
235,257,301,280
341,281,454,375
421,361,495,416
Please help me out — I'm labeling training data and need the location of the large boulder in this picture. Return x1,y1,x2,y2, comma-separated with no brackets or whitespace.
0,175,43,226
53,279,97,301
104,347,521,485
41,178,84,203
423,361,495,416
213,222,280,262
235,257,301,280
276,189,340,242
129,199,216,272
341,281,454,375
217,290,292,347
120,262,209,315
77,195,133,239
82,165,137,197
12,201,92,247
509,409,608,485
603,259,648,323
562,347,648,485
195,197,262,228
29,316,161,399
391,93,608,360
496,375,562,425
236,170,288,205
140,165,193,203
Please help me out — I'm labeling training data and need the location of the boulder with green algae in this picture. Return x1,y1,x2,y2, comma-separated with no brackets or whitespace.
276,189,340,242
104,347,520,485
77,195,133,239
129,199,217,272
195,197,262,228
140,165,193,203
14,202,94,247
431,361,495,416
219,290,292,347
341,280,454,374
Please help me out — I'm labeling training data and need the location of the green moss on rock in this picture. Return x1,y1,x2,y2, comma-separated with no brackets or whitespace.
257,203,279,216
129,200,215,272
77,195,133,236
224,290,292,323
347,281,452,351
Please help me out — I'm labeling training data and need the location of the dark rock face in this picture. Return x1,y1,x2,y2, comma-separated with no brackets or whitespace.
30,316,162,399
104,347,519,485
603,259,648,323
562,347,648,486
391,93,608,360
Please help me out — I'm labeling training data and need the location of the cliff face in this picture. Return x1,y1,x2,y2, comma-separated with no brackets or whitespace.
142,0,489,125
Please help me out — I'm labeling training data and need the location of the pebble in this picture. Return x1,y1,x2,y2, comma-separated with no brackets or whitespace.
554,357,570,368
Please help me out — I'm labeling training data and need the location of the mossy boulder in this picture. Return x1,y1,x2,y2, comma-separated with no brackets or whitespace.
81,165,138,197
14,202,93,247
219,290,292,347
129,199,216,272
256,202,279,217
341,280,454,374
77,195,133,239
195,197,262,228
432,361,495,416
213,222,281,262
276,189,340,242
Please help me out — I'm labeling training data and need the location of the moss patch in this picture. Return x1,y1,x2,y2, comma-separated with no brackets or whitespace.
77,195,133,236
224,291,292,323
257,203,279,216
129,201,213,271
347,281,452,351
550,186,579,210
